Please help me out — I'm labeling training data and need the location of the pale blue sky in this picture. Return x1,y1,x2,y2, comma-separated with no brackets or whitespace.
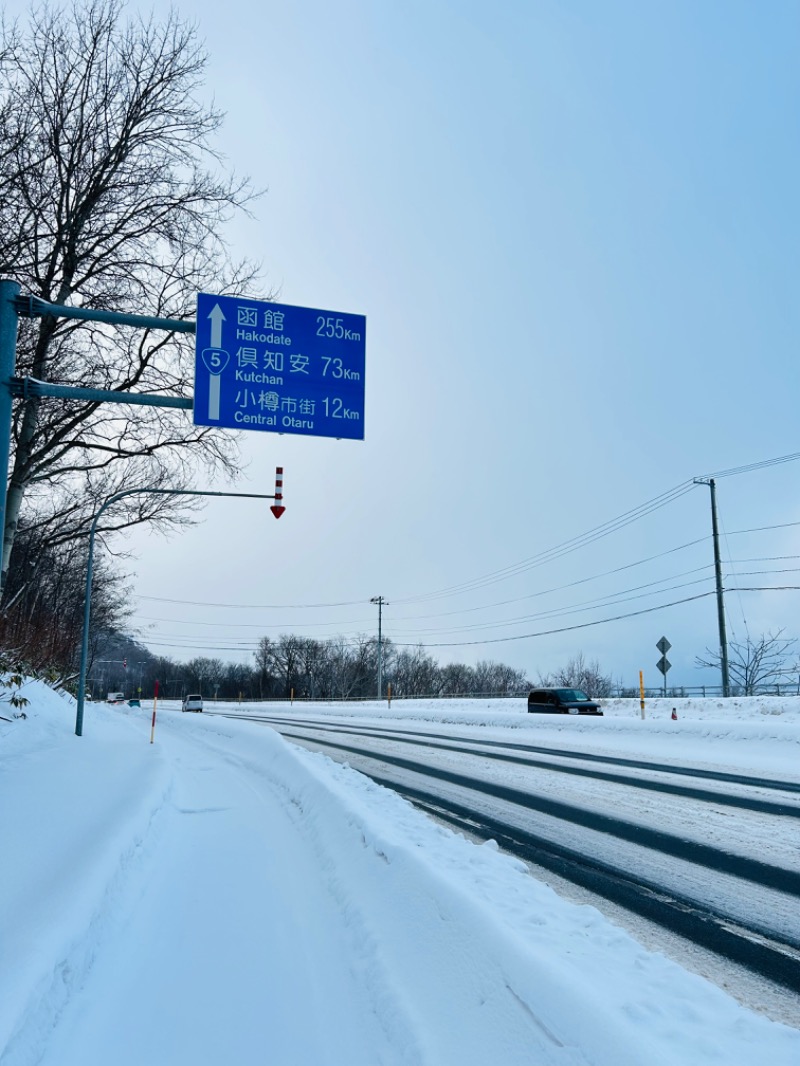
15,0,800,686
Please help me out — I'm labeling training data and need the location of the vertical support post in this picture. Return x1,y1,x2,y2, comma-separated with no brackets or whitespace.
0,280,20,596
695,477,730,698
75,518,99,736
371,595,386,699
708,478,730,697
377,598,382,699
639,670,645,720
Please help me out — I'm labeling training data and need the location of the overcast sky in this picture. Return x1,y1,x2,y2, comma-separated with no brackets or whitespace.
32,1,800,687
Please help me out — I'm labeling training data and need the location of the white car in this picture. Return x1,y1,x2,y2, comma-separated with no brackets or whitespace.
182,694,203,713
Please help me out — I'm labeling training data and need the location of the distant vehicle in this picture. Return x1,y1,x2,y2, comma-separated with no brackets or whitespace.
128,698,141,708
527,688,603,716
106,692,125,704
182,694,203,713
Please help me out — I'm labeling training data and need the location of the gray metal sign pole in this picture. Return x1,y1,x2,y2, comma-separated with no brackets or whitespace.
76,486,280,737
0,282,197,592
0,286,289,736
0,284,282,737
0,280,21,569
656,636,671,697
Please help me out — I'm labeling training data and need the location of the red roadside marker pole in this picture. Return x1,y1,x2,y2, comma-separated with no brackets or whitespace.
270,467,286,519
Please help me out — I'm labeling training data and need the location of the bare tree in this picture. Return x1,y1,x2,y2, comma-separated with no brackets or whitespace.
0,520,129,673
347,634,379,697
325,636,362,699
539,651,615,697
253,636,276,698
0,0,263,588
486,662,529,695
184,656,226,695
696,630,798,695
223,661,255,701
439,661,474,696
296,637,327,699
391,645,439,697
271,635,305,697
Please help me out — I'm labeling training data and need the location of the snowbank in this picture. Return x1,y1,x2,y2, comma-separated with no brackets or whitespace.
1,684,798,1065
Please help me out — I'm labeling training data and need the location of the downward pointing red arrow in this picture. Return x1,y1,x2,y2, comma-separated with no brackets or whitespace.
270,505,285,519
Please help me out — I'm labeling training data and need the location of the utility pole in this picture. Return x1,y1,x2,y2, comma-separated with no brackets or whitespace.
370,596,388,699
694,477,730,697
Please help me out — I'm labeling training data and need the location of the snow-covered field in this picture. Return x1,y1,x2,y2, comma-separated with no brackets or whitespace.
1,684,799,1065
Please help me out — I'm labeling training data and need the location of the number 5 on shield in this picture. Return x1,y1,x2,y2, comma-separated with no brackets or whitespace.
201,348,230,420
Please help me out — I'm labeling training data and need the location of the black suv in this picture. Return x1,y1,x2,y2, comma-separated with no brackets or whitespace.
527,688,603,716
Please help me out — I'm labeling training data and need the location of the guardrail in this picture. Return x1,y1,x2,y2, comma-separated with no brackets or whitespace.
189,685,800,704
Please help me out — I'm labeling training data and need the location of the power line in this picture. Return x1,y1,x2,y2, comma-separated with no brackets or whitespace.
390,481,698,604
390,449,800,607
130,485,800,620
132,532,710,619
385,536,712,622
730,519,800,536
132,563,717,644
388,592,717,648
728,585,800,592
137,594,368,609
132,564,800,647
387,575,717,637
131,613,376,630
134,581,800,658
129,454,800,658
705,450,800,480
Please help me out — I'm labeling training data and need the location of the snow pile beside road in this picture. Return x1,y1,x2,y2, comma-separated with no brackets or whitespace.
243,724,800,1065
2,684,799,1065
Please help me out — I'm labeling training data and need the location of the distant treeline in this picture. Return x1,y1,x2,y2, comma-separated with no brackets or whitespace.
87,633,532,702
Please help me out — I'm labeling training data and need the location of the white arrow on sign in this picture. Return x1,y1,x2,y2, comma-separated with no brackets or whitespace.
208,303,225,349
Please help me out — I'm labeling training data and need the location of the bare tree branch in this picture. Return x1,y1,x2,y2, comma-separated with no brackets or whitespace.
0,0,270,589
696,630,798,694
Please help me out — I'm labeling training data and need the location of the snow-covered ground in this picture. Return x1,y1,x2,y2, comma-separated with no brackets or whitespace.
1,684,799,1066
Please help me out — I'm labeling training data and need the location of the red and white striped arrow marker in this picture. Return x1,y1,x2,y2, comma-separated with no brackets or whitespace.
270,466,286,519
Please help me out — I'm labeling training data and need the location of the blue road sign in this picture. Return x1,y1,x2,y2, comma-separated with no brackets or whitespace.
194,293,366,440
